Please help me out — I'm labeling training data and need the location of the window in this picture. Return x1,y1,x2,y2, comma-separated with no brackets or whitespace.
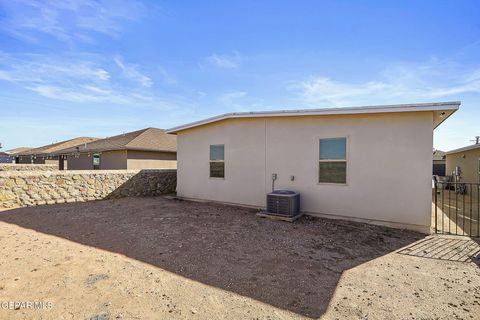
319,137,347,184
210,144,225,178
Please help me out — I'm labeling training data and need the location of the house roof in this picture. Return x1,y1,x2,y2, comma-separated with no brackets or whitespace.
55,128,176,155
433,150,446,161
5,147,32,155
166,101,460,134
446,143,480,155
19,137,99,156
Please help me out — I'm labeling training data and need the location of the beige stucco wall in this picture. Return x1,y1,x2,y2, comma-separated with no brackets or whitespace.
127,150,177,169
66,150,177,170
17,156,33,164
176,111,434,232
45,159,59,166
446,148,480,183
66,151,128,170
99,150,127,170
17,157,58,165
66,153,95,170
32,158,46,164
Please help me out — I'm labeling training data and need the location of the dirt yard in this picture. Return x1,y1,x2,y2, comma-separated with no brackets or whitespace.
0,197,479,319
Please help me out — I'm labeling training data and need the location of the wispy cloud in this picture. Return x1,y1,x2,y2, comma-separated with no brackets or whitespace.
0,52,154,104
114,56,152,87
219,90,247,105
206,52,242,69
0,0,145,43
26,84,151,104
290,60,480,106
157,66,177,85
217,90,270,112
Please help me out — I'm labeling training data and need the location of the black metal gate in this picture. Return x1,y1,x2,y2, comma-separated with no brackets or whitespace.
434,181,480,237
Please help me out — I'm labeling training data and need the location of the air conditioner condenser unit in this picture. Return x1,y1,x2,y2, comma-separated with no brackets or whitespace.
266,190,300,217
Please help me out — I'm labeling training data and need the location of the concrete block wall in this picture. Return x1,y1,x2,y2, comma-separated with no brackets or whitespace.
0,169,176,208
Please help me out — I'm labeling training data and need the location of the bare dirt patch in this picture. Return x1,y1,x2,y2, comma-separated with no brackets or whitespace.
0,196,479,319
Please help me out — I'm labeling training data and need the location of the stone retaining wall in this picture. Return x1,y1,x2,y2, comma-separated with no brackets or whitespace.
0,164,59,171
0,169,176,208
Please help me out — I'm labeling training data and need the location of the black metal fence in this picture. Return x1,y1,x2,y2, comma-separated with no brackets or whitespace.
434,181,480,237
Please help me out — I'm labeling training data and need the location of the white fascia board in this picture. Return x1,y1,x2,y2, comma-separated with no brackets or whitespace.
166,101,460,134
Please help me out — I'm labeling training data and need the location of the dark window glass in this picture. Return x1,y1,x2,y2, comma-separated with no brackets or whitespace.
210,162,225,178
319,162,346,184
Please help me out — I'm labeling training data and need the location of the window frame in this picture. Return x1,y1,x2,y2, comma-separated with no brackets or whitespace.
318,137,348,185
209,144,225,179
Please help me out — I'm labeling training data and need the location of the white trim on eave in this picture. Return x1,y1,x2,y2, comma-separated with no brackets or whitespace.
166,101,460,134
446,144,480,155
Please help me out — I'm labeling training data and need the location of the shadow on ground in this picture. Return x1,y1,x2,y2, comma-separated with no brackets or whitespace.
397,236,480,266
0,197,424,318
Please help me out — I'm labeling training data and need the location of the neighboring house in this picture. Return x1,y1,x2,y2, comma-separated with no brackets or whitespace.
15,137,98,168
56,128,176,170
433,149,446,176
5,147,32,155
167,101,460,233
0,152,13,163
445,143,480,183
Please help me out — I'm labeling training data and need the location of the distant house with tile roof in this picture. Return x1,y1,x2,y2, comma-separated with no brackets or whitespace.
0,152,13,163
5,147,33,155
55,128,177,170
15,137,98,168
432,149,446,176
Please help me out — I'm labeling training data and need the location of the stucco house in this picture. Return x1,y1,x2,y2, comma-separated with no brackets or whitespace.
5,147,32,155
445,142,480,183
167,101,460,233
15,137,98,167
433,149,446,176
56,128,176,170
0,152,13,163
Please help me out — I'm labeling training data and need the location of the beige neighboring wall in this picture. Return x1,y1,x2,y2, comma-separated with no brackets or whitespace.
66,153,95,170
127,150,177,169
17,157,32,164
99,150,127,170
446,148,480,183
177,111,434,232
45,159,59,166
32,158,46,164
66,150,127,170
32,158,59,166
67,150,177,170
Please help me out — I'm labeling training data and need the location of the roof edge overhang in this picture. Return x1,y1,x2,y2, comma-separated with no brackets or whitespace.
166,101,460,134
446,144,480,155
54,147,176,155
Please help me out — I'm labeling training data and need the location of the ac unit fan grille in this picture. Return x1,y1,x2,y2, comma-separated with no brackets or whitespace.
266,191,300,216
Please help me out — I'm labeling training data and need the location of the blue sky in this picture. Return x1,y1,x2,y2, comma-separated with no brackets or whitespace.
0,0,479,151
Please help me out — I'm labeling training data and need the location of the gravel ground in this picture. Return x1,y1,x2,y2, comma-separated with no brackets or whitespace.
0,196,479,319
